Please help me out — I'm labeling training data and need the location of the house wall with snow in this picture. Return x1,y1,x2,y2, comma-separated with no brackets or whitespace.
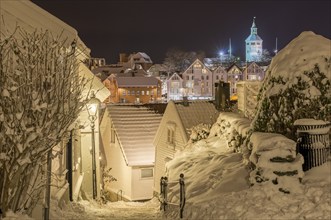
1,1,110,218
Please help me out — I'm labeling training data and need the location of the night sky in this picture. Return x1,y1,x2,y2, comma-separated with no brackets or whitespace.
32,0,330,64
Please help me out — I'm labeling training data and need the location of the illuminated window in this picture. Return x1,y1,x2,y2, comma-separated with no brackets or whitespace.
146,91,150,95
202,68,207,73
142,91,145,95
194,63,201,68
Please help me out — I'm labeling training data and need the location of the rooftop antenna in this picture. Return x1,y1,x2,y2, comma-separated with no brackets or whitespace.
229,38,232,60
274,37,278,55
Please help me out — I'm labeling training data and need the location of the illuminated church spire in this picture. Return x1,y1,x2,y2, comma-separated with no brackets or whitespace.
245,17,263,62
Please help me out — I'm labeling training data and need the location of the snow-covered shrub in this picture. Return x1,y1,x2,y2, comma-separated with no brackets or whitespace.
0,28,88,215
249,132,304,194
188,123,211,143
210,112,251,155
252,32,331,141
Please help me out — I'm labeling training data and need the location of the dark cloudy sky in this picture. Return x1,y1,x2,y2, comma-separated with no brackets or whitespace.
32,0,330,64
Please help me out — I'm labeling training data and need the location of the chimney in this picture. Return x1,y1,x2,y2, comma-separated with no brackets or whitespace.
214,81,230,110
182,96,189,106
119,53,128,63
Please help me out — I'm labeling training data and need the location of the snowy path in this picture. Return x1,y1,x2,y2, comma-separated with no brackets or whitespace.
51,198,163,220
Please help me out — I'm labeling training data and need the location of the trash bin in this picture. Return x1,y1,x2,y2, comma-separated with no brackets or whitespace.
294,119,330,171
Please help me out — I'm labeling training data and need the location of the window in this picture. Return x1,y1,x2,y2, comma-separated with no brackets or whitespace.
142,91,145,95
131,90,135,96
201,75,204,80
141,168,153,178
216,75,219,80
166,122,176,146
122,90,126,96
136,90,140,96
146,91,150,95
206,75,209,80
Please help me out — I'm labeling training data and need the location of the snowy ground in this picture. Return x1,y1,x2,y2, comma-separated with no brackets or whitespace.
50,198,162,220
4,128,330,220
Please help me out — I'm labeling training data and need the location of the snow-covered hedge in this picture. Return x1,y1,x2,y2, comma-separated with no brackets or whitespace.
209,112,252,160
252,32,331,140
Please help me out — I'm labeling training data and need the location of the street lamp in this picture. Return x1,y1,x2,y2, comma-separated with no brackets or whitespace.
86,91,100,200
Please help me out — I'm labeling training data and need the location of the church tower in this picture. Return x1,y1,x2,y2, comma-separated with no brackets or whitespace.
245,17,263,62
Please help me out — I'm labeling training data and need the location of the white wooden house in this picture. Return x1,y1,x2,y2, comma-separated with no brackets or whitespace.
167,72,184,101
213,65,228,84
100,104,163,201
153,101,219,193
1,1,110,218
182,59,214,100
242,62,265,81
226,63,243,100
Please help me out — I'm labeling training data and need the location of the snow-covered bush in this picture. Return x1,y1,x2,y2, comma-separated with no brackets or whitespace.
249,132,304,194
210,112,251,156
188,123,211,143
0,28,88,215
253,32,331,140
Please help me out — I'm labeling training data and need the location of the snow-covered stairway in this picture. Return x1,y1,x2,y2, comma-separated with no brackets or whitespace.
107,105,163,166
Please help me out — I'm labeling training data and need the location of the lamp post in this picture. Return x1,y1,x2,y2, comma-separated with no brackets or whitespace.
86,91,100,200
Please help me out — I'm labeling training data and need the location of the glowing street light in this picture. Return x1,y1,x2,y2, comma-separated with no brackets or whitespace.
219,51,224,65
86,91,100,200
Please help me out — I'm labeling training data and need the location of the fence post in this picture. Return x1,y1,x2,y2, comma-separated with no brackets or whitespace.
160,177,164,210
160,177,168,211
179,173,185,219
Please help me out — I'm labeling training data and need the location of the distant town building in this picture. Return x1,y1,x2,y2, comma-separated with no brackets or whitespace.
119,52,153,71
103,75,162,104
245,17,263,62
181,59,214,100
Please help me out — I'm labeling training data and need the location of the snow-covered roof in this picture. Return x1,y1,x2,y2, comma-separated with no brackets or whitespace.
128,52,153,63
108,105,163,166
116,76,160,87
0,1,89,54
175,101,219,135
